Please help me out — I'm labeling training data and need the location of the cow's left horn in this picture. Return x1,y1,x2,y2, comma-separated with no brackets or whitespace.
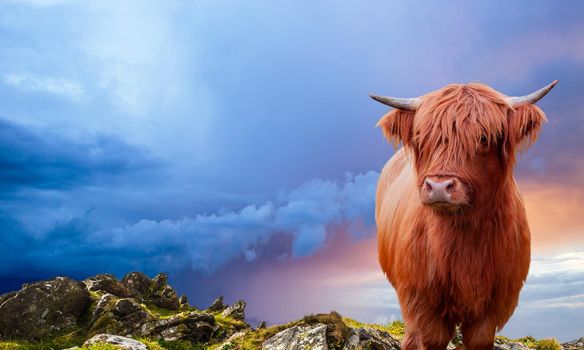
369,94,421,111
506,80,558,107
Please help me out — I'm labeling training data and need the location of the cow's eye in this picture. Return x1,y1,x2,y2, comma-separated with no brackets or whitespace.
480,134,488,145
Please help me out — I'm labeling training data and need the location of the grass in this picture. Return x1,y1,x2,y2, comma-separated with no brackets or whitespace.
342,317,405,339
535,338,562,350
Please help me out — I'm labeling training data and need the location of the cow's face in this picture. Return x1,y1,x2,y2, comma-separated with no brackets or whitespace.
375,83,550,212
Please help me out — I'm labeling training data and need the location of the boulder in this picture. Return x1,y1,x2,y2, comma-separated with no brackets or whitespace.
113,298,142,317
343,327,401,350
90,296,154,336
179,294,189,305
0,276,90,340
92,293,115,323
152,284,180,310
84,333,148,350
140,311,216,342
207,296,226,312
0,291,16,307
493,338,534,350
120,272,180,310
84,274,131,297
221,299,246,320
263,323,328,350
216,330,247,350
564,337,584,350
121,272,151,296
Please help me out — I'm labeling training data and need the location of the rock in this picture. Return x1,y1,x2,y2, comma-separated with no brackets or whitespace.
216,330,247,350
84,333,148,350
84,274,131,297
179,294,189,305
140,311,216,342
263,323,328,350
113,298,142,317
152,273,168,289
347,327,401,350
121,272,151,296
91,296,154,336
493,338,534,350
207,296,226,312
258,321,267,329
92,293,115,323
0,276,90,340
564,337,584,350
152,284,180,310
120,272,180,310
0,291,17,307
221,299,246,320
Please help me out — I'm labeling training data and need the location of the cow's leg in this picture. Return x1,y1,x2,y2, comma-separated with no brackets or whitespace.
460,319,496,350
402,309,454,350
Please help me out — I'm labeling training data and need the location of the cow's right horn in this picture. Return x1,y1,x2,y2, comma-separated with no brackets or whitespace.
369,94,421,111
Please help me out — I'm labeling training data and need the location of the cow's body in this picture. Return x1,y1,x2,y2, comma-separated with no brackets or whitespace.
371,82,556,349
376,148,530,348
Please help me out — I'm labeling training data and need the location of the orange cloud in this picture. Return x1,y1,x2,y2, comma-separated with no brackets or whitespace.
521,182,584,252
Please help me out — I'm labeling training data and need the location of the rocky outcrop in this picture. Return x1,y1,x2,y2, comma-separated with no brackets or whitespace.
121,272,180,310
0,273,579,350
344,327,401,349
84,333,148,350
207,295,227,312
84,274,131,297
221,299,246,320
140,311,216,342
263,323,328,350
0,276,90,339
564,337,584,350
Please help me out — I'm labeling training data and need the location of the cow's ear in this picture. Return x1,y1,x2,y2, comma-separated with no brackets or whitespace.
377,109,415,147
508,104,547,150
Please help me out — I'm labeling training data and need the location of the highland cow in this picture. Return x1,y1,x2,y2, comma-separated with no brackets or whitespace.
371,81,557,350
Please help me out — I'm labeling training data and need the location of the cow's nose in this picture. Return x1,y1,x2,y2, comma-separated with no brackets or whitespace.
424,177,457,202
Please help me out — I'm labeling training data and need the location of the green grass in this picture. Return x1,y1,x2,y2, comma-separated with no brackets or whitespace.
342,317,405,339
535,338,562,350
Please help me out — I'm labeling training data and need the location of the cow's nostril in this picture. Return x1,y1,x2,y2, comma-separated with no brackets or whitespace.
425,179,433,191
446,182,454,191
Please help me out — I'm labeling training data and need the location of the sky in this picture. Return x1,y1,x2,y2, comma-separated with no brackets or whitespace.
0,0,583,342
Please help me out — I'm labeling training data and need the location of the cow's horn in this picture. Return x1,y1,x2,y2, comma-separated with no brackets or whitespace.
369,93,421,111
506,80,558,107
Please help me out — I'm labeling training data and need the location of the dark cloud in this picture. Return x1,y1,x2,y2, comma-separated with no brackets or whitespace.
0,117,163,192
0,171,378,294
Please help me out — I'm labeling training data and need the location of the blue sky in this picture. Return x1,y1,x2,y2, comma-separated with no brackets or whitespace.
1,0,583,341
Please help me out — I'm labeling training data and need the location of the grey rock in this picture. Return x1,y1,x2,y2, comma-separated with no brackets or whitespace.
121,272,152,296
494,338,534,350
84,333,148,350
258,321,267,329
347,327,401,350
564,337,584,350
263,323,328,350
179,294,188,305
0,291,17,308
92,293,115,323
216,331,247,350
141,311,216,342
221,299,246,320
207,296,226,312
84,274,131,297
113,298,143,317
0,276,90,340
120,271,179,310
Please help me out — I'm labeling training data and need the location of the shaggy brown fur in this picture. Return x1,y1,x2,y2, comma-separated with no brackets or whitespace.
375,83,547,349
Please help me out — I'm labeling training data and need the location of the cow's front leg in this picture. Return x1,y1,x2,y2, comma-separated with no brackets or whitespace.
460,318,497,350
402,308,455,350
